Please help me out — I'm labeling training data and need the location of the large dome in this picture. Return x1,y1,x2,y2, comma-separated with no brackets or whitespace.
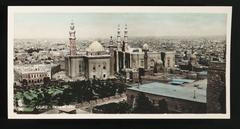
86,41,105,52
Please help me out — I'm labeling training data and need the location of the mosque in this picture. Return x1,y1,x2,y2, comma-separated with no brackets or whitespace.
65,22,175,80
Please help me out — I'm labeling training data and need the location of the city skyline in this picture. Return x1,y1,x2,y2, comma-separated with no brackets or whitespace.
14,13,227,39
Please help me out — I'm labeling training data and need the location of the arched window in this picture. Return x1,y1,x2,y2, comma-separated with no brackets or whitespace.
167,57,170,67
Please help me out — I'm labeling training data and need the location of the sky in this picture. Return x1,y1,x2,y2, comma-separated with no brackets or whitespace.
14,13,227,39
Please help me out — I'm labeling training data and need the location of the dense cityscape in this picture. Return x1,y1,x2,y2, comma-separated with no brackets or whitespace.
13,21,226,114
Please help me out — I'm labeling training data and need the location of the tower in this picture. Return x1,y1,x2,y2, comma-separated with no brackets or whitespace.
116,25,121,73
123,24,128,52
69,21,77,55
117,24,121,51
122,24,128,70
109,36,115,76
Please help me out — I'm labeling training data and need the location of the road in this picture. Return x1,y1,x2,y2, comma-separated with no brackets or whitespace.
78,96,127,113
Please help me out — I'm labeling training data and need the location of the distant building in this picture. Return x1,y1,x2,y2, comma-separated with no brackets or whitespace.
126,81,206,113
14,64,60,85
207,61,226,113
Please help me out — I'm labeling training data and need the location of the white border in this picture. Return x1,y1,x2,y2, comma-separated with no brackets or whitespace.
8,6,232,119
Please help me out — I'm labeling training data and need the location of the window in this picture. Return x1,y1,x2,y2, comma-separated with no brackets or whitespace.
167,57,170,67
93,75,96,79
103,74,106,78
103,62,106,69
93,65,96,71
79,64,81,72
152,99,155,104
140,60,144,67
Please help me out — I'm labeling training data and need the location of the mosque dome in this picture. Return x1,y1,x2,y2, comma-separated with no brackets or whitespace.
190,53,197,59
142,43,149,51
86,41,105,52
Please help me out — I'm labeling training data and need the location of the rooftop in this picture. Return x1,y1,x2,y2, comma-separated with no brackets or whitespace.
128,82,206,103
171,78,195,83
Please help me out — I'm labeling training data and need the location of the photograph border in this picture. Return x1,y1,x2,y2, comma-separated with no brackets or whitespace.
7,6,232,119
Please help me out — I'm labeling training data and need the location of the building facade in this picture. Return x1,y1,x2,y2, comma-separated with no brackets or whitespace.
14,64,58,85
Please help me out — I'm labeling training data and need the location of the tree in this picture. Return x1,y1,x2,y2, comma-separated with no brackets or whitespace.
133,93,155,113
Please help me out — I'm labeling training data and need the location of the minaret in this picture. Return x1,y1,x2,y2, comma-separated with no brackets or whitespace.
69,21,77,55
109,36,115,76
117,24,121,51
122,24,128,69
143,44,149,69
116,25,120,73
123,24,128,51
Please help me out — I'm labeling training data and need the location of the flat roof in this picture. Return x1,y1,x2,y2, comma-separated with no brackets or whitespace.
172,78,195,83
128,82,206,103
169,81,185,85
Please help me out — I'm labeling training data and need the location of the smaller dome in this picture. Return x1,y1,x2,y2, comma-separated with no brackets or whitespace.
156,59,163,64
190,53,197,59
86,41,105,52
142,43,149,50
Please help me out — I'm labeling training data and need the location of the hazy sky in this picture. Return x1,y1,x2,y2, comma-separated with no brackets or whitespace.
14,13,227,39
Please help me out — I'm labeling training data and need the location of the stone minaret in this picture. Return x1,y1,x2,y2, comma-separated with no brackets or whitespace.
116,25,121,73
109,36,115,76
117,24,121,51
143,44,149,69
123,24,128,52
69,21,77,55
122,24,128,69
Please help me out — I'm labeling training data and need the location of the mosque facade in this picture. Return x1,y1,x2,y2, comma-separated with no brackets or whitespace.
65,22,176,80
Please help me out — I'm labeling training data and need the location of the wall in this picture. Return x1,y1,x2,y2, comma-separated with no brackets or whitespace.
87,57,111,80
207,61,226,113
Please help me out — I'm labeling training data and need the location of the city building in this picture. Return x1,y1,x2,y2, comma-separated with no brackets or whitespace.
14,64,60,85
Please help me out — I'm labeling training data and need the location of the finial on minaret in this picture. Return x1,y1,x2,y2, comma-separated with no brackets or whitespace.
69,20,77,55
110,36,113,45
